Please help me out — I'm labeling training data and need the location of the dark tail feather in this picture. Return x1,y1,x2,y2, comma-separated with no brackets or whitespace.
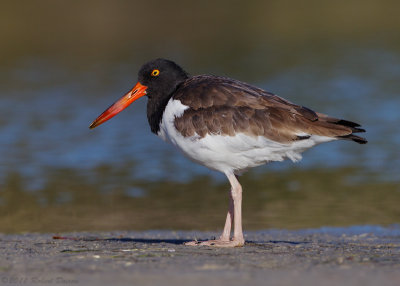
332,119,368,144
334,119,361,128
337,134,368,144
331,119,365,133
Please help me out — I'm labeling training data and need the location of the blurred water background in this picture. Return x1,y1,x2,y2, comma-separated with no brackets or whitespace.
0,0,399,233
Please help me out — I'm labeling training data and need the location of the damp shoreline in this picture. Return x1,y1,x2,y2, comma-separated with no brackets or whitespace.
1,227,399,286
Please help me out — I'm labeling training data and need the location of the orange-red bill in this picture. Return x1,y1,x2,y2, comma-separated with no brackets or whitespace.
89,82,148,129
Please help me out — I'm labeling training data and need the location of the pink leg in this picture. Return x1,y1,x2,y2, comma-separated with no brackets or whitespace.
227,173,244,245
219,192,234,241
185,173,245,247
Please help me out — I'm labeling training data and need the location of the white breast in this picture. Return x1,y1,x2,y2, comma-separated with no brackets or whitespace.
157,99,189,142
158,99,335,175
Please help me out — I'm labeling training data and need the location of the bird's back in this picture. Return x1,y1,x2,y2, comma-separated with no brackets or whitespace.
173,75,367,145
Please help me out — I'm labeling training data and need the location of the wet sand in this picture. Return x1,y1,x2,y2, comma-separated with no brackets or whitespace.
1,229,399,286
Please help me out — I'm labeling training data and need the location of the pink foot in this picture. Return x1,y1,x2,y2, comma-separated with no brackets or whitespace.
185,238,245,247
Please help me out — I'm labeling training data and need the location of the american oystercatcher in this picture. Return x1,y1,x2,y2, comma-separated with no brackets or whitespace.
90,58,367,247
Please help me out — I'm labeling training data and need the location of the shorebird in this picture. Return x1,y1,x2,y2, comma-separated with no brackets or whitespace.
90,58,367,247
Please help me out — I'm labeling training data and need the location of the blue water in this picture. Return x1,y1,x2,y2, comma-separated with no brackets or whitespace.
300,225,400,237
0,49,399,190
254,225,400,240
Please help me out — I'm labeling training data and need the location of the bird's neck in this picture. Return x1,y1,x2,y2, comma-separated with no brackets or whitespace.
147,94,173,134
146,73,189,134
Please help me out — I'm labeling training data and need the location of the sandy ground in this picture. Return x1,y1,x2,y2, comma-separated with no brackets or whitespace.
1,229,400,286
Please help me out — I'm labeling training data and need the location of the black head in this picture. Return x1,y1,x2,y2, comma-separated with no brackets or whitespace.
89,58,188,131
138,59,190,134
138,58,189,100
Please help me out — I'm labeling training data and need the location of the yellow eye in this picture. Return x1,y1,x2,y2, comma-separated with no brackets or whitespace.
151,69,160,76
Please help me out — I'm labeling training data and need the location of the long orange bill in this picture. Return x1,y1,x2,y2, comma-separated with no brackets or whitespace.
89,82,148,129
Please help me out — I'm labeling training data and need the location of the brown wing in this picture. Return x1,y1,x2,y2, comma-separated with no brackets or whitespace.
173,75,367,144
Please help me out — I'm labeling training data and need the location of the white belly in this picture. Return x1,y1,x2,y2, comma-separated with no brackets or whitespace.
157,99,334,175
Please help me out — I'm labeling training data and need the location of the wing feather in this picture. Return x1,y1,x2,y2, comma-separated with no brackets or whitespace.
173,75,367,144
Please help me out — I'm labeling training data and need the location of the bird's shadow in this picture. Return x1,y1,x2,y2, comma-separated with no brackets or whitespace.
106,238,309,246
53,235,309,246
106,237,190,245
267,240,307,245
